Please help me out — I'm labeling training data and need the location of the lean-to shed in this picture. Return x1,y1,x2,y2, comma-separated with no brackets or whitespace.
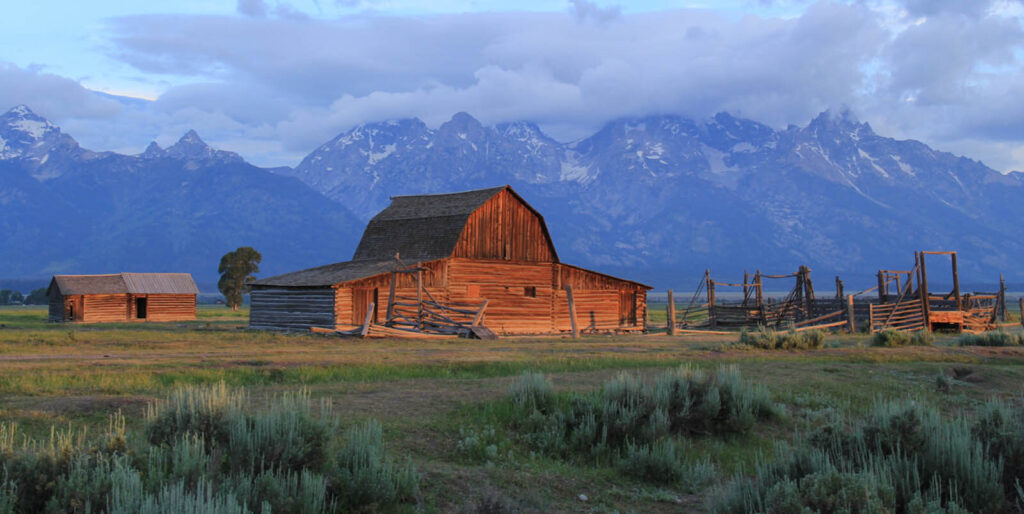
47,273,199,323
250,185,651,334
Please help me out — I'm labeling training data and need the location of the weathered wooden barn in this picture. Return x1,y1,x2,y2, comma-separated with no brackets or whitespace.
47,273,199,323
250,186,651,335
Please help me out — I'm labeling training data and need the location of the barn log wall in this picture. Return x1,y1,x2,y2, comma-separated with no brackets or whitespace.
452,189,556,262
81,294,130,323
336,260,449,329
250,288,336,330
447,259,553,334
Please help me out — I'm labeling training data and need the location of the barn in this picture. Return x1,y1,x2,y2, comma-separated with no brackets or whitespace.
249,185,651,335
47,273,199,323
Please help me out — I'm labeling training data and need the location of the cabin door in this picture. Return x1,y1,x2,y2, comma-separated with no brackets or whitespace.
619,290,637,326
135,297,148,319
352,288,378,325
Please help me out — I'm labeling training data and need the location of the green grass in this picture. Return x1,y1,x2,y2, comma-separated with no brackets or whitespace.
2,306,1024,511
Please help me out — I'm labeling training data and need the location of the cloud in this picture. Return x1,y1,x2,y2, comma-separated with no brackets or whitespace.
0,63,122,120
1,1,1021,171
237,0,268,18
569,0,621,23
100,4,890,151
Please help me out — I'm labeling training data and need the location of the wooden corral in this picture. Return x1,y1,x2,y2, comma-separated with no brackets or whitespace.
47,273,198,323
672,266,849,331
250,186,651,336
867,251,1004,334
667,251,1007,335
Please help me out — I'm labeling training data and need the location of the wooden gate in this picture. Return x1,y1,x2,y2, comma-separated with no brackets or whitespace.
869,298,925,333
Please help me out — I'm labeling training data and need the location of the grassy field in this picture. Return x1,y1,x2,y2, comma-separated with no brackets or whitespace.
1,305,1024,512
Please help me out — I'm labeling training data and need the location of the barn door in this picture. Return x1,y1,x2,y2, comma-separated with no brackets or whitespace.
619,290,637,326
352,288,378,325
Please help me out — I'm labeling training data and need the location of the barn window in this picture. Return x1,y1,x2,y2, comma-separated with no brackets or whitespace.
524,286,537,298
135,297,147,319
467,284,480,297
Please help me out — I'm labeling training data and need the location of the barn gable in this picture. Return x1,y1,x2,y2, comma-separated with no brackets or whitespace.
352,185,558,263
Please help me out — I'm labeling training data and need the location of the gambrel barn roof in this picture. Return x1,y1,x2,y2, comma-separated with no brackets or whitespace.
255,185,567,288
352,186,558,262
48,273,200,296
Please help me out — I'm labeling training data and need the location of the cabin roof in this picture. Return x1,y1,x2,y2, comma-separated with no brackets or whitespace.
251,259,399,288
351,185,558,262
48,273,199,296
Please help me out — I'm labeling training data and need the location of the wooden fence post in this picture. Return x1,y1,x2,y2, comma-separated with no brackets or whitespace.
742,271,749,306
565,285,578,339
999,274,1007,322
706,270,717,329
667,289,676,336
385,271,397,324
416,266,423,330
847,294,856,333
360,302,375,337
919,251,931,331
877,270,886,304
835,276,844,312
1019,298,1023,328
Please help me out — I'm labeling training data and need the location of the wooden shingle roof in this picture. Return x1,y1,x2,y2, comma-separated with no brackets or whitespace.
48,273,199,296
352,186,507,262
251,259,399,288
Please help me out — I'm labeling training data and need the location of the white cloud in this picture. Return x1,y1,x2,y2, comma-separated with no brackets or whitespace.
1,1,1022,171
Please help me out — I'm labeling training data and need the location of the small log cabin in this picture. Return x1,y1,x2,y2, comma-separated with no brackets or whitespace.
250,185,651,334
47,273,199,323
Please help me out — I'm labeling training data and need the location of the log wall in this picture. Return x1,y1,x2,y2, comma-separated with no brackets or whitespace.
257,259,648,335
81,294,130,323
137,295,197,321
447,259,553,334
452,189,556,262
250,288,336,330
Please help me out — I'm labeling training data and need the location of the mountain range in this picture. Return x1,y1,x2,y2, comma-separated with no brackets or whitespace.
2,104,1022,291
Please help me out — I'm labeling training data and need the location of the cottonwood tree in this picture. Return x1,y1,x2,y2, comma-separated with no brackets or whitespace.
24,288,48,305
218,247,261,310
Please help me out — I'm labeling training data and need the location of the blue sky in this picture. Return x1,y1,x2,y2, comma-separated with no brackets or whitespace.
2,0,1023,170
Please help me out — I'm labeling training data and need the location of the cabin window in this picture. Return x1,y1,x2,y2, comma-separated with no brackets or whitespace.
524,286,537,298
135,297,147,319
467,284,480,297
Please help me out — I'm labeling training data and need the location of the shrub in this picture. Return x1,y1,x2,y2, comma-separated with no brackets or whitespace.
330,420,419,511
737,327,826,350
227,469,332,514
505,366,776,486
0,384,419,513
144,381,245,447
617,440,715,490
223,389,337,475
508,372,554,415
715,398,1004,513
872,329,934,347
956,330,1024,347
456,425,512,464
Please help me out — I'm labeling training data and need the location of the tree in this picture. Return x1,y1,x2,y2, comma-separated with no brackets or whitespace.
218,246,261,310
24,288,48,305
10,291,24,304
0,289,10,305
